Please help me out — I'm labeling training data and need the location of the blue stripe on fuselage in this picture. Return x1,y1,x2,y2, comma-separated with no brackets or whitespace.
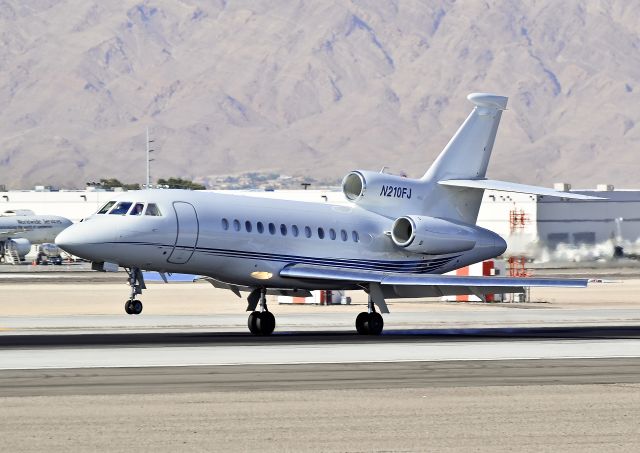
108,241,458,274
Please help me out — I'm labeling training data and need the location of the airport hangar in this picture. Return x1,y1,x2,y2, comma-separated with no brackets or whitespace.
0,183,637,258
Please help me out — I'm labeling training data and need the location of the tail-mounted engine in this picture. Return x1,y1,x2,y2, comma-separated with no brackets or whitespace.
342,170,425,214
390,215,477,255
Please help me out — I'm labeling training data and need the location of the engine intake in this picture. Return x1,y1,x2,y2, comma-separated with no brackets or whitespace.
341,170,425,216
391,215,477,255
342,171,366,201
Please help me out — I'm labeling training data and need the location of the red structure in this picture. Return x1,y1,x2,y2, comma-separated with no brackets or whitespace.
509,208,529,233
507,256,529,277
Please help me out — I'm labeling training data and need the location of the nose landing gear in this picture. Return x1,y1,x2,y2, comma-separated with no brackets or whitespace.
124,267,146,315
125,299,143,315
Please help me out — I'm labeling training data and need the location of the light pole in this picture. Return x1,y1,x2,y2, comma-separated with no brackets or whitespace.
146,127,154,189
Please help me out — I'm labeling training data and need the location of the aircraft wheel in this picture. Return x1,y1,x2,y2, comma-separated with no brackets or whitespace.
131,300,143,315
124,300,134,315
255,311,276,336
355,312,369,335
366,312,384,336
248,311,260,334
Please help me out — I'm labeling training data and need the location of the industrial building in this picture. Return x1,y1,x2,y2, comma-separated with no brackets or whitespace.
477,184,640,262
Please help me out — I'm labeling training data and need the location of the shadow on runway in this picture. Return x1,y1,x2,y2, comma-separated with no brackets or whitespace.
2,325,640,348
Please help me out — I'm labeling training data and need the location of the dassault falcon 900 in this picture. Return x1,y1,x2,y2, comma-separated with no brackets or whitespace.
55,93,598,335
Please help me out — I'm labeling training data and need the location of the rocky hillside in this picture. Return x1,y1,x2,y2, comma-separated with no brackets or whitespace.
0,0,639,189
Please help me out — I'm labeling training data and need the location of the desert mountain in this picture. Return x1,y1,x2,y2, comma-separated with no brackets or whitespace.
0,0,639,189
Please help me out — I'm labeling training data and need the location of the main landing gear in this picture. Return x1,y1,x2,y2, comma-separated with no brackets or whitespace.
124,267,146,315
246,288,276,336
355,294,384,335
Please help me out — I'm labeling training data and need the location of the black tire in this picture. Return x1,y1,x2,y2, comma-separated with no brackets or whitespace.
366,312,384,335
355,312,369,335
255,311,276,335
248,311,260,334
132,300,143,315
124,301,133,315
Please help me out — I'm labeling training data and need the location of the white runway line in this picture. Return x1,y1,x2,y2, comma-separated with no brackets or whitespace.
2,339,640,370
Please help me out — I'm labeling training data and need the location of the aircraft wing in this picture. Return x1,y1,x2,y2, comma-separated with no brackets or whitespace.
280,264,588,287
280,264,588,305
438,179,604,200
201,276,312,298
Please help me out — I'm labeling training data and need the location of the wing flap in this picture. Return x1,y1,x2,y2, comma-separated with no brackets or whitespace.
438,179,603,200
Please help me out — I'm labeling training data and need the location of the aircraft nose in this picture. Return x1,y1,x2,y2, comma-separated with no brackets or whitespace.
55,222,117,260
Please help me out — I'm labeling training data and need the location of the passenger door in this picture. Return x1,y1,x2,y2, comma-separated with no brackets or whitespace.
167,201,199,264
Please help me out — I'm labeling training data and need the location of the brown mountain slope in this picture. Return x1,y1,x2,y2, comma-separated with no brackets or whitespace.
0,0,639,189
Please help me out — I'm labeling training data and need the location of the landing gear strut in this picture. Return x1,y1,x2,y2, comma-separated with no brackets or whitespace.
355,295,384,335
124,267,145,315
247,288,276,335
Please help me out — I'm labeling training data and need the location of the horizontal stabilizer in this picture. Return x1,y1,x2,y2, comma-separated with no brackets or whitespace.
280,264,589,288
438,179,604,200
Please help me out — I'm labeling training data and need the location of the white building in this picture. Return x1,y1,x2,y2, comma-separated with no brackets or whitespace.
477,185,640,259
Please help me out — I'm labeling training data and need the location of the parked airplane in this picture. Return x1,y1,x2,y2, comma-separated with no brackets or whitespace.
0,210,73,263
55,93,598,335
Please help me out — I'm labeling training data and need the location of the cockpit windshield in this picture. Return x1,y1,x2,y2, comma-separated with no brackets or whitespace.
96,201,163,216
131,203,145,216
109,201,133,215
97,201,116,214
145,203,162,216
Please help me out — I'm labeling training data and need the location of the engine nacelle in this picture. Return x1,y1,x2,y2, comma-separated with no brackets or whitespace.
6,238,32,258
391,215,477,255
342,170,425,213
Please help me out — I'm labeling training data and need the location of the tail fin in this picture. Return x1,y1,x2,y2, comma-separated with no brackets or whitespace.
422,93,508,182
421,93,508,224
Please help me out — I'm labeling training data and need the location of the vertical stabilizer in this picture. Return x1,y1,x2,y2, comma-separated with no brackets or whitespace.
421,93,508,224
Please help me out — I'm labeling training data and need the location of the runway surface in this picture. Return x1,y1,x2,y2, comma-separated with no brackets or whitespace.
2,326,640,370
2,331,640,452
2,358,640,397
3,275,640,451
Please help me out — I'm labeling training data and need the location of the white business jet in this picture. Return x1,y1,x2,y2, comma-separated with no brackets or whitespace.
55,93,597,335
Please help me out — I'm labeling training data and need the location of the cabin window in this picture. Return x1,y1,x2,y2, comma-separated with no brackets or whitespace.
221,218,229,230
110,201,132,215
304,226,312,238
340,229,348,241
97,201,116,214
130,203,145,216
280,224,287,236
317,227,325,239
257,222,264,233
145,203,162,216
268,223,276,235
352,231,359,242
291,225,299,237
233,219,241,231
329,228,336,240
245,221,252,233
